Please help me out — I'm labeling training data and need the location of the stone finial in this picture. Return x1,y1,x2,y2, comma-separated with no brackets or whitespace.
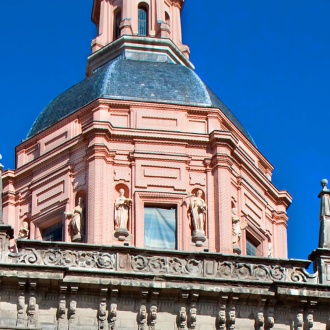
321,179,329,191
318,179,330,248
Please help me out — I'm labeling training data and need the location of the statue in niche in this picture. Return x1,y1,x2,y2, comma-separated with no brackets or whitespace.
18,221,29,239
190,190,207,232
188,190,207,247
115,189,132,230
66,197,84,242
114,189,132,241
318,179,330,248
232,208,241,254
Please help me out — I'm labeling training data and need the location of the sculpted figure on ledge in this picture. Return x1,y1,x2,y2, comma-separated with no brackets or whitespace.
18,221,30,239
188,189,207,247
115,189,132,230
190,190,207,233
114,189,132,241
232,208,242,254
66,197,84,242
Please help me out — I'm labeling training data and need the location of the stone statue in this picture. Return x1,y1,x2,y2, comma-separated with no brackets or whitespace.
27,296,37,328
178,307,187,330
149,305,157,330
18,221,29,239
0,154,4,224
228,306,236,330
138,305,147,330
66,197,84,242
318,179,330,248
266,306,275,328
232,208,241,254
98,301,107,330
190,190,207,232
255,311,264,330
187,190,207,246
109,303,117,330
189,305,197,330
218,307,226,330
69,300,77,328
115,189,132,230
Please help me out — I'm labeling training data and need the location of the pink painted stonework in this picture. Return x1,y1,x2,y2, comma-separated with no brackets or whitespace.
2,0,291,259
3,2,330,329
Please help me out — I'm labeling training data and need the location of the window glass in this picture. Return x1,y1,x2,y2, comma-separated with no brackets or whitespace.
114,10,121,40
246,239,257,256
138,7,148,36
144,206,176,249
42,222,63,242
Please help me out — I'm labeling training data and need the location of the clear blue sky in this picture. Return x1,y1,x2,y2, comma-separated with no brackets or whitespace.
1,1,329,262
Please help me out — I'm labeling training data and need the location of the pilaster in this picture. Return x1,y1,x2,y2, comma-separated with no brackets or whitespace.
86,130,114,244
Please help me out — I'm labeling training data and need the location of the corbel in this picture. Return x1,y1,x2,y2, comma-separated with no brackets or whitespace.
255,298,266,330
17,281,26,327
109,288,118,330
306,300,317,330
57,285,68,330
27,281,38,328
98,287,108,330
295,300,307,330
149,291,159,330
227,296,239,330
138,290,148,330
218,295,228,330
265,299,276,329
69,286,78,330
189,292,199,330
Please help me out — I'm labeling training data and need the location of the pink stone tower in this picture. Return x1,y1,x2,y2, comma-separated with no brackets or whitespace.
2,0,291,258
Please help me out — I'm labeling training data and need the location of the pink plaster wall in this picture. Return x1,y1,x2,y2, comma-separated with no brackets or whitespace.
2,99,292,258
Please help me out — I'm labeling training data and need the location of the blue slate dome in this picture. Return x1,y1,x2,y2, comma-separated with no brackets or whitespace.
27,56,255,146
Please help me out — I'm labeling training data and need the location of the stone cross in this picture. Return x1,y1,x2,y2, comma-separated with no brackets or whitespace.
0,154,3,224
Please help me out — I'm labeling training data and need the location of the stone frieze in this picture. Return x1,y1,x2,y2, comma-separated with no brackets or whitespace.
9,248,116,269
7,244,317,284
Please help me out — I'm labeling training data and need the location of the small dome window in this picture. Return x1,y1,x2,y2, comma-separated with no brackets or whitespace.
114,9,122,40
138,6,148,36
165,12,170,26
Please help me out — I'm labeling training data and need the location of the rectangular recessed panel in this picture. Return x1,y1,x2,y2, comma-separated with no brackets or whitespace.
142,116,177,128
188,120,206,133
37,181,64,206
244,194,263,220
110,114,128,127
44,132,68,151
143,166,179,179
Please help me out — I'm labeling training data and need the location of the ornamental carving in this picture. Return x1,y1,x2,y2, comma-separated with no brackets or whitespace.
8,245,317,285
10,248,115,269
131,256,202,276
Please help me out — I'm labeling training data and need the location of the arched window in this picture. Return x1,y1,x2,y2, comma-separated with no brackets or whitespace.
165,12,170,26
138,6,148,36
114,10,122,40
